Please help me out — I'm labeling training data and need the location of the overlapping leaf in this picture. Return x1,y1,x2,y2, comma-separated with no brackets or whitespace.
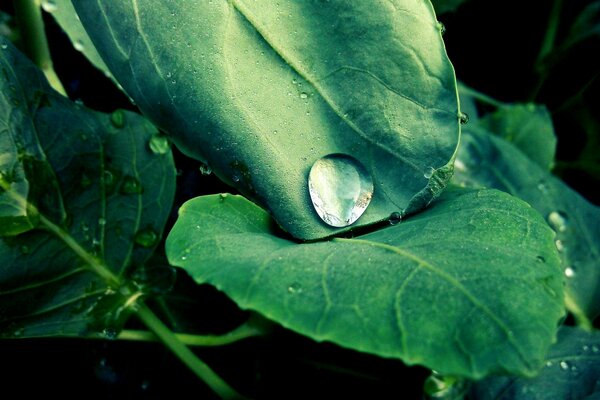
0,40,176,337
453,127,600,322
166,188,564,378
72,0,460,240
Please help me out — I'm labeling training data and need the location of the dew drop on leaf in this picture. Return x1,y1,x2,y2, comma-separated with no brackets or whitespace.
73,40,85,52
564,266,575,278
547,210,568,233
110,110,125,128
308,154,373,227
555,239,565,252
198,162,212,175
559,361,569,370
287,283,302,294
148,133,170,155
459,112,469,125
436,21,446,35
299,92,308,99
120,176,143,195
389,212,402,226
424,167,435,179
41,0,57,13
134,228,159,248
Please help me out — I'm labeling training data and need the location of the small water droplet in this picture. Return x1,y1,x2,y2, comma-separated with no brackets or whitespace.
148,133,170,155
424,167,435,179
536,255,545,263
81,173,92,188
102,328,118,340
287,283,302,294
559,361,569,370
547,211,568,233
459,112,469,124
98,218,107,226
73,40,85,52
389,212,402,226
141,380,150,390
564,266,575,278
219,193,228,201
308,154,374,227
1,44,7,50
166,71,173,78
299,92,308,99
120,176,143,195
19,245,30,254
103,170,115,187
41,0,57,13
537,181,548,194
545,361,553,367
555,239,565,252
134,228,159,248
198,162,212,175
436,21,446,35
583,345,590,352
110,110,125,128
592,345,599,353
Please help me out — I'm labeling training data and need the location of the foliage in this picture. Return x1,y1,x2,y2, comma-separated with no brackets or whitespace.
1,0,599,399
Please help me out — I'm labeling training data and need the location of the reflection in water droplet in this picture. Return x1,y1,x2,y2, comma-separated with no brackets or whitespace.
308,154,373,227
110,110,125,128
148,133,170,155
287,283,302,294
459,112,469,125
564,266,575,278
559,361,569,370
389,212,402,226
120,176,143,194
547,211,568,233
41,0,57,13
134,228,159,248
199,162,212,175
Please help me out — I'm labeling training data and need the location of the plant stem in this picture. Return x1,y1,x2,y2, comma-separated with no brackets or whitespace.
457,82,507,108
536,0,564,66
134,303,248,400
564,291,592,331
13,0,66,95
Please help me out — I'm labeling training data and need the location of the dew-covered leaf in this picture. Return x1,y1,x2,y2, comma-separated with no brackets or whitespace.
470,326,600,400
0,40,176,338
453,127,600,322
479,104,556,170
166,188,564,379
72,0,460,240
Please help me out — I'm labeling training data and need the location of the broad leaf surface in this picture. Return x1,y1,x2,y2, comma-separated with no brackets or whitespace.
166,188,564,378
479,104,556,170
73,0,460,240
453,127,600,321
470,326,600,400
44,0,113,79
0,41,176,337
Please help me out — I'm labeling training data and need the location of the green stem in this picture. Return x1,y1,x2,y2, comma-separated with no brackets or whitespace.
134,303,248,400
13,0,66,95
457,82,507,108
536,0,564,65
564,291,592,331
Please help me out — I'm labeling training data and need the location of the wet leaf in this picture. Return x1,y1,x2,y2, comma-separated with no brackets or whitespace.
166,188,564,379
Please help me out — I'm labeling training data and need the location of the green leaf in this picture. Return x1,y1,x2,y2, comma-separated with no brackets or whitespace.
0,41,176,338
562,2,600,51
166,188,564,379
470,326,600,400
42,0,113,80
452,127,600,323
479,104,557,170
72,0,460,240
430,0,471,15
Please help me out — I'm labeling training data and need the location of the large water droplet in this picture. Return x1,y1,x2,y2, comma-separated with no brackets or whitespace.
198,162,212,175
120,176,143,194
547,211,568,233
148,133,170,155
564,266,575,278
559,361,569,370
308,154,373,227
73,40,85,52
389,212,402,226
459,112,469,125
110,110,125,128
134,228,159,248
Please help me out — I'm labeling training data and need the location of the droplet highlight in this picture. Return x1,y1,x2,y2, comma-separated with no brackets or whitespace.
459,112,469,125
148,133,170,155
120,176,143,195
198,162,212,176
41,0,57,13
547,211,568,233
308,154,373,227
134,228,159,248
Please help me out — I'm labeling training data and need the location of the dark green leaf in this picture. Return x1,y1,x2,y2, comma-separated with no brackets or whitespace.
0,41,176,337
73,0,460,240
430,0,471,15
470,326,600,400
166,188,564,378
452,127,600,322
562,2,600,51
479,104,556,170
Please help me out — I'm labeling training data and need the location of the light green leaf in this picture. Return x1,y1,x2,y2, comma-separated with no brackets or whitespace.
42,0,113,79
0,40,176,337
479,104,557,170
470,326,600,400
166,188,564,378
73,0,460,240
453,127,600,323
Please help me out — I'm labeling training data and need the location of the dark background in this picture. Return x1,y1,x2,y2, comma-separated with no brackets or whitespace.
1,1,598,399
